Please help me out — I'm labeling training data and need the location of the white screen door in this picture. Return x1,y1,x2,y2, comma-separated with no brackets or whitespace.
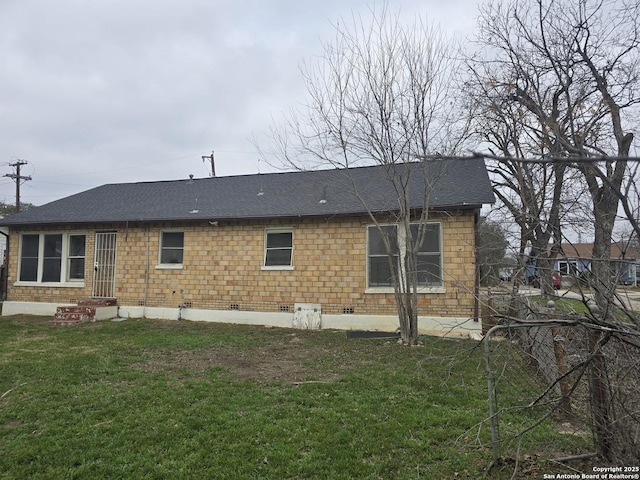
92,232,117,298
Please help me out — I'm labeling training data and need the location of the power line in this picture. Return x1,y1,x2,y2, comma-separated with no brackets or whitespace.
3,160,32,213
409,153,640,164
33,150,236,180
472,153,640,164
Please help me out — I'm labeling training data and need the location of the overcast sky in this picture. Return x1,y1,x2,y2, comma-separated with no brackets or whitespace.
0,0,480,206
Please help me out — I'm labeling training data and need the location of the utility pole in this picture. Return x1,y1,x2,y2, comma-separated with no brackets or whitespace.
202,151,216,177
4,159,32,213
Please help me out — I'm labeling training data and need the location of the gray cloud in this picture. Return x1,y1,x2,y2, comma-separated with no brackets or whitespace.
0,0,477,205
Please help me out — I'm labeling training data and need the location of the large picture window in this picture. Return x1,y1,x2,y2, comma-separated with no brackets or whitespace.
159,231,184,264
264,230,293,268
18,233,86,283
367,223,442,289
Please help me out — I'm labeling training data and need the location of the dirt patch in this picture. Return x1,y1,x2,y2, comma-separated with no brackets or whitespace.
133,333,345,384
2,419,24,428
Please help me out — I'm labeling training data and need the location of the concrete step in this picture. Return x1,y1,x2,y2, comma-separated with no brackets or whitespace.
56,306,97,317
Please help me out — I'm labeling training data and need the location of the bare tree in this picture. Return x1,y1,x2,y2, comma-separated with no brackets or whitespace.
477,216,510,285
606,160,640,251
471,0,639,310
260,6,464,344
466,69,568,295
469,0,640,460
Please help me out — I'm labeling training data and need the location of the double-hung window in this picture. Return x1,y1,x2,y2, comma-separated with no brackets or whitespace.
367,223,442,289
67,235,86,280
263,230,293,269
18,233,86,284
411,224,442,286
159,231,184,265
367,225,398,287
42,234,63,282
19,234,40,282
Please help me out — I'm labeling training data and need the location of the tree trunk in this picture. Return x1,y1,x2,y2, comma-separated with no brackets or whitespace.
588,330,613,461
405,250,419,345
591,209,617,313
534,255,556,298
397,217,419,345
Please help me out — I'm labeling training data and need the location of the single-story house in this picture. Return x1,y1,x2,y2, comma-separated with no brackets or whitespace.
0,159,494,337
554,242,640,285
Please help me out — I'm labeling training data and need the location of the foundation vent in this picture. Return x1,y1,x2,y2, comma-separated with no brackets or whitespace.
343,307,354,314
229,303,239,310
279,305,290,312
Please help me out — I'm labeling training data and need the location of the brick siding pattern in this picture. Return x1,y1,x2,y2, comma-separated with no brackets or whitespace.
6,212,477,318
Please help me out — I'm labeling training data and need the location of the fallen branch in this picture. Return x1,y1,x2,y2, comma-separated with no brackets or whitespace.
1,382,28,400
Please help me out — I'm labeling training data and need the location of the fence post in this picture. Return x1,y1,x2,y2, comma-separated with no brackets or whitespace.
483,288,495,334
484,324,502,465
551,325,572,414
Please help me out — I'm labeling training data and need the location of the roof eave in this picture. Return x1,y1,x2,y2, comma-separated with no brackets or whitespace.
0,203,488,228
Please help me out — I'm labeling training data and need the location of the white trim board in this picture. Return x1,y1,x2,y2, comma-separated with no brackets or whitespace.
2,301,481,338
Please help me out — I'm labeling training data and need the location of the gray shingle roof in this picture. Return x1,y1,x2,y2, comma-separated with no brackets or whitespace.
0,159,494,226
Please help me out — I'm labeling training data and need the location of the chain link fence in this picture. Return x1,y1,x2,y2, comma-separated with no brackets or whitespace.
481,292,640,469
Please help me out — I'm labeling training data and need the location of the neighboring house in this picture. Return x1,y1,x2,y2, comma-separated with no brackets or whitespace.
552,243,593,276
553,242,640,285
0,159,494,337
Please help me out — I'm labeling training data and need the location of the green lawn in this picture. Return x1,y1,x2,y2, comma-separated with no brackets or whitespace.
0,316,574,479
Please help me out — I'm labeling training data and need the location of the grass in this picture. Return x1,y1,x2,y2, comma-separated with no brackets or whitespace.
0,316,580,479
531,293,640,322
541,296,591,315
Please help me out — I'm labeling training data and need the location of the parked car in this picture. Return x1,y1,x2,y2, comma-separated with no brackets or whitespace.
531,272,561,289
499,270,512,281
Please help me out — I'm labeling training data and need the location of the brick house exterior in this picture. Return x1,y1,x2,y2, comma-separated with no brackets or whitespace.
0,160,494,337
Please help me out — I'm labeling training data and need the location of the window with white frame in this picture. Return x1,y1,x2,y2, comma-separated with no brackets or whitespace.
19,234,40,282
18,233,86,283
367,225,398,287
264,230,293,267
159,231,184,264
367,223,442,289
42,234,63,282
67,235,86,280
557,260,578,275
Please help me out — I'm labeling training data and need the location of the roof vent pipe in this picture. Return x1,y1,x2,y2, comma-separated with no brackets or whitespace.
319,185,327,204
